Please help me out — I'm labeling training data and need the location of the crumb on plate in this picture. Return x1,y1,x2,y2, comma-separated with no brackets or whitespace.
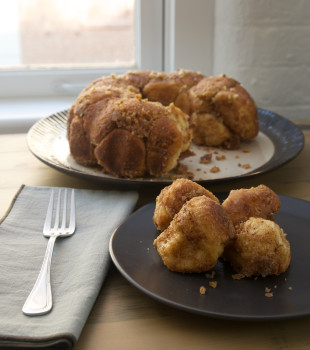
210,166,220,173
200,286,206,295
209,281,218,288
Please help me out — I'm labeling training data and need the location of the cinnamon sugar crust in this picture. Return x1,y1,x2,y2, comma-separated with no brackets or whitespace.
154,196,235,273
153,178,219,231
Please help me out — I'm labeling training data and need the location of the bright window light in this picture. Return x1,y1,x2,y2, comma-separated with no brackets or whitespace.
0,0,135,69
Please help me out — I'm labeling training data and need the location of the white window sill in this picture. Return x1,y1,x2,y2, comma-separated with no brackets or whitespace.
0,97,74,134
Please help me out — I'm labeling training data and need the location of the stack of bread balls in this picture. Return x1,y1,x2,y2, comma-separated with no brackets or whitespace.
153,179,291,277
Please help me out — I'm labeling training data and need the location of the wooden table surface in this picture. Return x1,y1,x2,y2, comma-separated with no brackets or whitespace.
0,119,309,350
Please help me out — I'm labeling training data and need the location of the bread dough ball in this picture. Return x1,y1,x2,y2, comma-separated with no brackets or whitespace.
189,74,258,147
222,185,281,227
154,196,236,273
190,112,232,147
224,217,291,277
153,178,219,231
143,69,205,114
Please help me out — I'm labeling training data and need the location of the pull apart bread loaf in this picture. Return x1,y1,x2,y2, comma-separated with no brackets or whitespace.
67,70,258,178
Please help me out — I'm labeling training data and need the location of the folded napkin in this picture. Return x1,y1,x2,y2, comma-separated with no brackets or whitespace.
0,185,138,349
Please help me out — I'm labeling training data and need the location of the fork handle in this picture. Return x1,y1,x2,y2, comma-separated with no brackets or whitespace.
22,235,57,316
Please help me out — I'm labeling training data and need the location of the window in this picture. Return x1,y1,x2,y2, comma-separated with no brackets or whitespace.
0,0,135,68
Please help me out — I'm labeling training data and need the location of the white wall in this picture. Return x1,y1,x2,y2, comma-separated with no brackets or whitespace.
213,0,310,120
164,0,214,74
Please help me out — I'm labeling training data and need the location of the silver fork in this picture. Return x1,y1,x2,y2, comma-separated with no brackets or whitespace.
22,189,76,316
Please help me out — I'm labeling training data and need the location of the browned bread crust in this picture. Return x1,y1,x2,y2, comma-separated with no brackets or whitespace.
222,184,281,227
189,74,258,149
143,69,205,114
69,92,190,177
153,178,219,231
224,217,291,277
154,196,236,273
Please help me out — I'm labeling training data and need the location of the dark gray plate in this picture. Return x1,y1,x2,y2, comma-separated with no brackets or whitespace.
27,108,304,186
109,194,310,321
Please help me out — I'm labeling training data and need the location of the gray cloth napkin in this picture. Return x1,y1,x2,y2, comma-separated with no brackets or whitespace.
0,185,138,349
